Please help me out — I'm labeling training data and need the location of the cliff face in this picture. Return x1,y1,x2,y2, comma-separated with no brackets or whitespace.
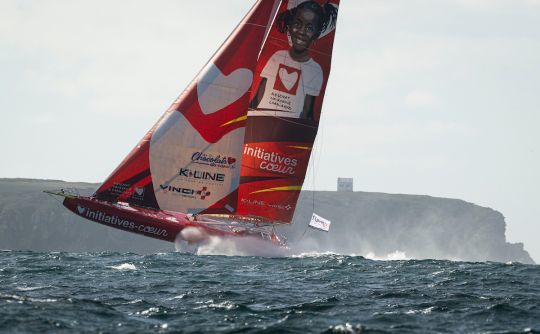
0,179,169,253
282,191,534,264
0,179,534,264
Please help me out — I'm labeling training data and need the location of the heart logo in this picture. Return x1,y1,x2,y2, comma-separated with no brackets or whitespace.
278,68,299,92
197,63,253,115
135,187,145,196
227,157,236,165
77,205,86,215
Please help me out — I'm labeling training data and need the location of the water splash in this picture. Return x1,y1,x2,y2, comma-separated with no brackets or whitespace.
364,250,409,261
196,236,288,257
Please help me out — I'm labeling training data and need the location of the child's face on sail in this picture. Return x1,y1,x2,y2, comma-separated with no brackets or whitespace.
290,8,319,52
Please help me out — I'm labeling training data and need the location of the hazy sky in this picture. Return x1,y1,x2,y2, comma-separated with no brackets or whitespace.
1,1,539,262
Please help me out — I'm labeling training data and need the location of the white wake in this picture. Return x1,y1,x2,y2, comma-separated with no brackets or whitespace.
175,233,288,257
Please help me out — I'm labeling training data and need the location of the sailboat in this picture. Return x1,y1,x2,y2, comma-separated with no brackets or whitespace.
46,0,340,248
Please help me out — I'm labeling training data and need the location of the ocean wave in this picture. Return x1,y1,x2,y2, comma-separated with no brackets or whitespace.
108,263,137,271
0,293,58,303
324,323,364,333
291,251,341,258
15,285,52,291
1,251,539,333
290,250,411,261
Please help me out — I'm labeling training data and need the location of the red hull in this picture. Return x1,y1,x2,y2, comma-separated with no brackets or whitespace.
63,196,235,243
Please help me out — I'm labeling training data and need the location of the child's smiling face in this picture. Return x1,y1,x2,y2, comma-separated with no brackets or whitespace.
290,8,319,52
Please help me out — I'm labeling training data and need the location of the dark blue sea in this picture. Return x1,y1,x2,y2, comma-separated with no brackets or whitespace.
1,250,539,333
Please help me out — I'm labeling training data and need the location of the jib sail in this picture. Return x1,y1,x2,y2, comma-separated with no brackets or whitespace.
94,0,280,214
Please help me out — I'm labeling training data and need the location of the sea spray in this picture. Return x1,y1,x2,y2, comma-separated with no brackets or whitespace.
173,226,289,257
196,236,288,257
174,231,199,254
365,250,410,261
180,226,207,243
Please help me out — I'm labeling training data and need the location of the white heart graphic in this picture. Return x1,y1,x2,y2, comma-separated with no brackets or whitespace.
279,68,299,92
77,205,86,215
135,187,144,196
197,63,253,115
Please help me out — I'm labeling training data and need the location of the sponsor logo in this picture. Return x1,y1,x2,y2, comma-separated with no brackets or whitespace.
310,214,330,231
178,168,225,184
160,184,195,196
109,183,145,201
196,187,211,200
134,187,145,196
315,219,329,230
110,183,130,196
77,205,86,215
160,184,211,200
241,198,266,207
75,205,168,237
240,198,292,211
191,152,236,169
268,203,293,211
243,145,297,175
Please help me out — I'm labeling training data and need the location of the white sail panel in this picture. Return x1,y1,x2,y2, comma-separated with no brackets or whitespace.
150,110,245,214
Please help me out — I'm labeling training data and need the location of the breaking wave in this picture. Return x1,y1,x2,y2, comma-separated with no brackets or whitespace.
364,250,410,261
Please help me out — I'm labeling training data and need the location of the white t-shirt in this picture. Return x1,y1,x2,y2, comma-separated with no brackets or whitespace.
249,50,323,119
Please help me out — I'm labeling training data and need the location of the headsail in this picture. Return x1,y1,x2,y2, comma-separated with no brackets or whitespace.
94,0,280,214
237,0,340,223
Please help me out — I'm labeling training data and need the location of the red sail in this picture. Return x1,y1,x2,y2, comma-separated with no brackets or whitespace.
94,1,280,213
237,0,340,223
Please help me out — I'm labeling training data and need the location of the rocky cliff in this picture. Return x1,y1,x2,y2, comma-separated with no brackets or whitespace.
285,191,533,263
0,178,533,264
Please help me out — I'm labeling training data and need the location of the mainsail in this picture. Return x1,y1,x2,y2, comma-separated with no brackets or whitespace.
94,0,340,223
237,0,340,224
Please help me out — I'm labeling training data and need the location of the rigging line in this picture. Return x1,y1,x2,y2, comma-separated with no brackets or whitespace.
311,127,317,212
297,135,325,245
310,105,326,214
45,192,65,205
297,223,311,243
248,109,319,129
296,121,324,245
257,0,282,60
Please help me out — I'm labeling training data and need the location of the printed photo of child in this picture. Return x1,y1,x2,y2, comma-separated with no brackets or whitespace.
249,1,338,120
